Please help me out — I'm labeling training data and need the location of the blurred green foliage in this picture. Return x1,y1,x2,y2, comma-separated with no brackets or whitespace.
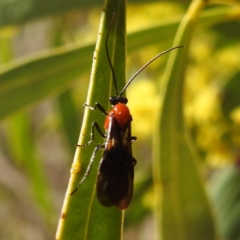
1,0,240,240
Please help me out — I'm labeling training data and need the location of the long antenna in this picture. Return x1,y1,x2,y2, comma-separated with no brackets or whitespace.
105,13,119,95
119,46,184,95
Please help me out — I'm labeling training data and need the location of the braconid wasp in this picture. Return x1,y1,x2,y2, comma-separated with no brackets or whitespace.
71,15,183,210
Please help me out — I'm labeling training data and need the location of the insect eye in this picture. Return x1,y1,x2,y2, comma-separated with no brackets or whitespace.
122,98,128,104
109,96,118,105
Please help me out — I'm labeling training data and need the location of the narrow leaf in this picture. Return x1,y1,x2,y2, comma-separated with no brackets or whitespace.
154,1,219,240
211,165,240,240
56,0,127,239
0,6,235,121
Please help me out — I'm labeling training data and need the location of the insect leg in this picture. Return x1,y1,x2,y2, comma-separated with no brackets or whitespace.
84,102,108,115
70,144,105,195
78,121,106,147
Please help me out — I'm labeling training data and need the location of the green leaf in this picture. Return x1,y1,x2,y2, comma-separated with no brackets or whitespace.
0,44,94,120
0,6,236,122
0,0,179,28
0,0,102,27
55,0,126,239
153,1,219,239
7,113,55,227
211,165,240,239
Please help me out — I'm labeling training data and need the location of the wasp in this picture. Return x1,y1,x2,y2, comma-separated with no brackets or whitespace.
71,16,183,210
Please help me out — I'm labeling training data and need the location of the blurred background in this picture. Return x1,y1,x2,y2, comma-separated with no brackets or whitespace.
1,1,240,240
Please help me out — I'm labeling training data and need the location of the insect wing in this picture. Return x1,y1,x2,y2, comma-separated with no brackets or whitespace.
96,117,136,210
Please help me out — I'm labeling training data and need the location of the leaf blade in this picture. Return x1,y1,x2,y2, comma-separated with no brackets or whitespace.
0,6,235,121
154,1,219,240
55,0,127,239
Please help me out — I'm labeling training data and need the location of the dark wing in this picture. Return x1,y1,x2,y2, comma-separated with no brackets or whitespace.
96,117,136,210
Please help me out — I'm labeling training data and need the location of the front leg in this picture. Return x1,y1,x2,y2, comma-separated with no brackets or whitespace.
84,102,108,116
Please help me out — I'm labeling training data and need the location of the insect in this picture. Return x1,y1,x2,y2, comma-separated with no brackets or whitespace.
71,17,183,210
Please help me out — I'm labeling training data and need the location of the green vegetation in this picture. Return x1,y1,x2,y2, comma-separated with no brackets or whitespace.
1,0,240,239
